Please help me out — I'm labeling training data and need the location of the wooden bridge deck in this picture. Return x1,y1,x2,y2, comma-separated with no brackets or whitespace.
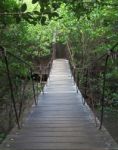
1,59,118,150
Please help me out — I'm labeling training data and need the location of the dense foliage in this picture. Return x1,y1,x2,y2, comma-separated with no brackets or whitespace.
0,0,118,143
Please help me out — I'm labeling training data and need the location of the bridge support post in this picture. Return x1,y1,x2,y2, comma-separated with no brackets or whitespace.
99,55,109,129
0,46,20,129
30,69,37,105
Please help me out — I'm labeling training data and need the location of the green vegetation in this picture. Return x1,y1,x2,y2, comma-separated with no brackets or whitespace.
0,0,118,143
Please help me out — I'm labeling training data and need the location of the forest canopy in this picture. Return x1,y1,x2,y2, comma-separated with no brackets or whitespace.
0,0,118,143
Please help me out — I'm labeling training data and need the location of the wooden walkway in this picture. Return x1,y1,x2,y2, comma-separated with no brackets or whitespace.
1,59,118,150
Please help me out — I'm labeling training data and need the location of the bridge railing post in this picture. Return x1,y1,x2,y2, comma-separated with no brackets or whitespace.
99,54,109,129
0,46,20,129
30,68,37,105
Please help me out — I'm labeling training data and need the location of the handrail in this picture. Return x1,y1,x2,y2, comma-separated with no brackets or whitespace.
83,42,118,69
6,51,31,68
6,49,53,100
0,46,37,129
7,50,37,105
6,50,37,104
66,42,118,129
67,41,118,70
99,42,118,129
66,42,80,94
0,43,56,130
0,46,20,128
32,46,54,95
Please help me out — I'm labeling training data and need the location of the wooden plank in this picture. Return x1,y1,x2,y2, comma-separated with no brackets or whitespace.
3,142,117,150
1,59,117,150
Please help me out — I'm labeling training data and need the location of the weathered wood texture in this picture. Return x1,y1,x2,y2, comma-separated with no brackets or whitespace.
0,59,118,150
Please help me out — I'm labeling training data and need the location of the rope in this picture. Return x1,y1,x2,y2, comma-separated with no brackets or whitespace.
66,42,118,129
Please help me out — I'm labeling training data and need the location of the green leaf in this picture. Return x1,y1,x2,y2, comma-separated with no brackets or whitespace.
21,3,27,12
52,3,60,10
51,12,59,17
32,0,38,4
44,6,51,14
40,6,44,13
33,11,41,15
41,16,46,25
16,15,21,24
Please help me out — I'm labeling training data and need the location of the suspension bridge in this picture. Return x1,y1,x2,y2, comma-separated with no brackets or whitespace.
0,58,118,150
0,44,118,150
